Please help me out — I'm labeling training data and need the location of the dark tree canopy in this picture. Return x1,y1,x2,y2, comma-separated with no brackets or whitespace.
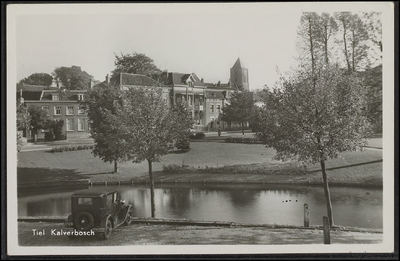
53,66,93,90
219,90,255,134
110,52,162,84
19,73,53,86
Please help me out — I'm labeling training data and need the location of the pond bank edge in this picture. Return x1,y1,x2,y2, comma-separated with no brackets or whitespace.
18,179,383,189
17,217,383,234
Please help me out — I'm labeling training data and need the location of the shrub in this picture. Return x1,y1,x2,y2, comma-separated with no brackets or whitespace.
175,137,190,151
44,131,54,141
51,144,94,153
225,136,263,144
190,132,205,139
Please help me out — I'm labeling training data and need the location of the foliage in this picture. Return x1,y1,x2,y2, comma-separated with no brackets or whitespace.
83,84,127,169
219,90,255,135
53,66,93,90
257,66,371,164
362,65,382,133
225,136,263,144
27,105,47,135
162,163,306,175
110,52,162,84
51,144,94,153
17,99,30,131
44,119,64,140
107,87,192,163
18,73,53,86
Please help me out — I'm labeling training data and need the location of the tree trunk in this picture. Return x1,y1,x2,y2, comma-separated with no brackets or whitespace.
307,15,316,76
342,23,351,72
34,130,38,144
114,161,119,173
148,159,156,218
320,159,334,227
241,122,245,135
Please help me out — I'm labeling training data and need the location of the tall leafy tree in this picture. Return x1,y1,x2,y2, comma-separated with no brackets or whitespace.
111,52,162,83
256,66,371,227
83,83,126,173
335,12,370,72
219,90,255,135
102,87,192,217
53,66,93,90
18,73,53,86
27,105,48,143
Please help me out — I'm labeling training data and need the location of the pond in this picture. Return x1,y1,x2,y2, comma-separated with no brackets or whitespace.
18,184,382,229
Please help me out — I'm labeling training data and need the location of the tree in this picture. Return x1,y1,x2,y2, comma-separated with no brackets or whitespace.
17,99,30,151
363,65,382,133
53,66,93,90
83,83,126,173
27,105,48,143
100,87,192,218
256,66,371,227
110,52,162,84
219,90,255,135
18,73,53,86
335,12,370,72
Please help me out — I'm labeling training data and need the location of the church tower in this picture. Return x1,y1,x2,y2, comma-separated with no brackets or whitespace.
230,57,249,91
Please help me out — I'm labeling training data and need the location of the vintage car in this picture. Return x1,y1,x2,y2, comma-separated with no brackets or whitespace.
64,188,133,240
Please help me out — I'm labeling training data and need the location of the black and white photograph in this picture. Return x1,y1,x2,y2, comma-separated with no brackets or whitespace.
6,2,396,257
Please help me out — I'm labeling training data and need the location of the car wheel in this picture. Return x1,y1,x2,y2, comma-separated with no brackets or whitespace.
102,218,113,240
124,210,133,226
74,211,94,231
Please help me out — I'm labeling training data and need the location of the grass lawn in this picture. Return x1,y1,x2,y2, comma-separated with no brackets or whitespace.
16,142,383,186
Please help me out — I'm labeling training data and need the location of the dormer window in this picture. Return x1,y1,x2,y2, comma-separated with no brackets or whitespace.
78,94,84,101
52,94,59,101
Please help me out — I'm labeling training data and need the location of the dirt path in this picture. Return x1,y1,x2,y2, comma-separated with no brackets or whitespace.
18,222,382,246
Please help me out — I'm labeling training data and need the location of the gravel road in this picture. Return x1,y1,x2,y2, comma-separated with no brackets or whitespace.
18,222,382,246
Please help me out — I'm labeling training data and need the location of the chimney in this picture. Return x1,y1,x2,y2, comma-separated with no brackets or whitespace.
106,74,110,84
201,78,204,83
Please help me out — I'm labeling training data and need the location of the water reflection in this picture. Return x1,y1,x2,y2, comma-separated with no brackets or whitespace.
18,184,382,229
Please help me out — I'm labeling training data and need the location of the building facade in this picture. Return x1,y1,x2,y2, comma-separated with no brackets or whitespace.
17,85,89,139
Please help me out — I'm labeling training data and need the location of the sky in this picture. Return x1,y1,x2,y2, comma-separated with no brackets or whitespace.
8,2,391,90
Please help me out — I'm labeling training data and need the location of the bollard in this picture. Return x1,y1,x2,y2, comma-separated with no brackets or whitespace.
131,180,134,186
323,216,331,244
105,181,107,186
118,181,121,186
304,204,309,227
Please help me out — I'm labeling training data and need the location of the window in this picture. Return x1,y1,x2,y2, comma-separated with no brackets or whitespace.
54,106,62,115
66,118,74,131
78,198,93,205
210,105,214,113
66,106,74,115
78,106,85,115
78,118,85,131
52,95,59,101
42,106,49,116
216,105,221,113
78,94,84,101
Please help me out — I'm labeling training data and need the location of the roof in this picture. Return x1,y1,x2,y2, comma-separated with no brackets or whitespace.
232,58,246,69
17,91,42,101
204,90,226,99
204,82,232,89
119,73,164,87
17,84,57,92
72,188,120,197
40,89,87,101
167,72,205,87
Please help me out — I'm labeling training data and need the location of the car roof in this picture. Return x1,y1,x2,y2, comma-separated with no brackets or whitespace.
72,187,119,197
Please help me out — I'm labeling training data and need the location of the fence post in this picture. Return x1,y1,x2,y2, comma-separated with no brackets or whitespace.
304,204,309,227
323,216,331,244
